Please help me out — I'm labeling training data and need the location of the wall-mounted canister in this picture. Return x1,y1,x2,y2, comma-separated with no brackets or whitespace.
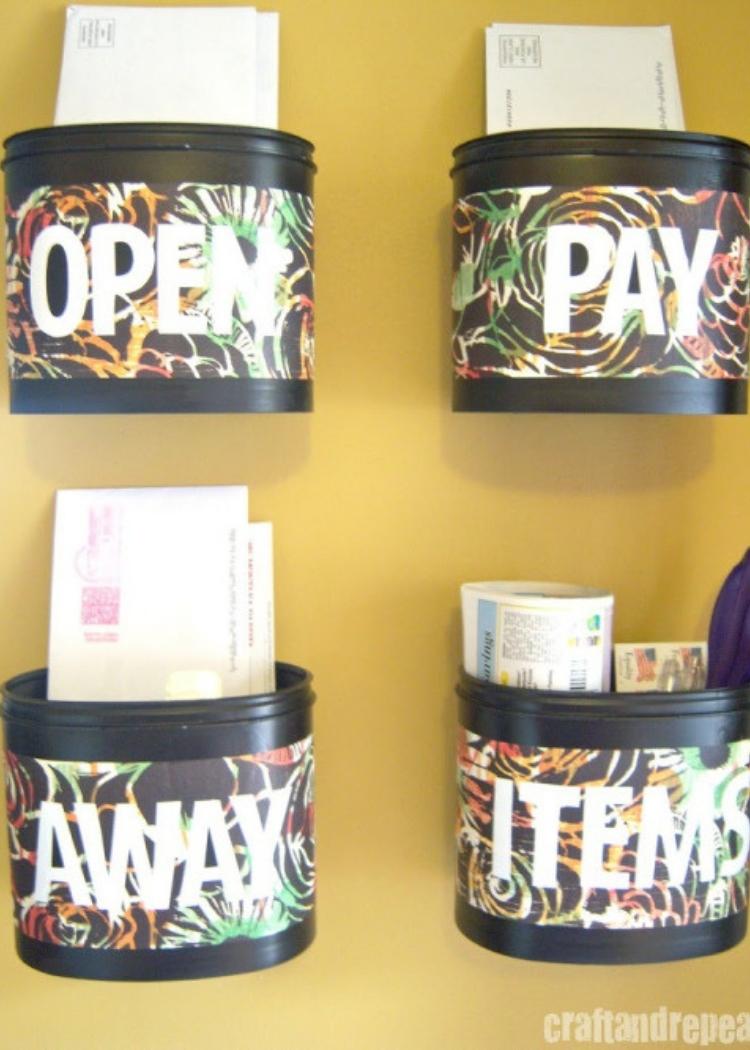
4,124,315,414
2,663,315,981
456,670,750,964
450,130,750,414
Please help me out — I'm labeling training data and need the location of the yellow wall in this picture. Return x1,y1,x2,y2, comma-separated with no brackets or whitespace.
1,1,749,1047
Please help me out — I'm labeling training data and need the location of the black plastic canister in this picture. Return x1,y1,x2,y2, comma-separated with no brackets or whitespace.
4,124,315,414
451,130,750,414
456,669,750,964
2,663,315,980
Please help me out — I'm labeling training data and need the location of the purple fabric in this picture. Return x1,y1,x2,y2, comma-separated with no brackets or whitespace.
706,548,750,689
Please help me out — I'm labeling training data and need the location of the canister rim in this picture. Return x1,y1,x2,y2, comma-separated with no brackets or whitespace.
2,662,314,729
457,666,750,719
3,123,316,171
451,127,750,176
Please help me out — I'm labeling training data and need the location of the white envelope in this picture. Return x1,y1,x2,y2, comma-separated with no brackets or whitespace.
55,5,279,128
485,23,685,134
48,486,250,701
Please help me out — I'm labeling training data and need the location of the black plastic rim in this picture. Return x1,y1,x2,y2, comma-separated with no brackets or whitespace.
452,376,747,415
3,662,312,726
10,377,313,415
3,662,314,761
456,899,746,966
3,123,316,171
16,914,315,982
458,667,750,720
457,667,750,749
452,128,750,176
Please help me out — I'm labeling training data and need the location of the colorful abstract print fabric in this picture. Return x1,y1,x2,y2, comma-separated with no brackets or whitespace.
457,730,750,930
6,182,314,381
452,186,749,381
6,739,315,951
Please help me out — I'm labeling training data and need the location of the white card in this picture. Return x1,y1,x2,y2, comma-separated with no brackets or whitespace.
247,521,275,694
485,23,684,134
615,642,707,693
256,12,280,129
54,5,278,128
48,486,250,701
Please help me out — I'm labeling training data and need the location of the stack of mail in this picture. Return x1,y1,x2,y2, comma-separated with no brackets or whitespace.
48,486,275,701
55,5,279,127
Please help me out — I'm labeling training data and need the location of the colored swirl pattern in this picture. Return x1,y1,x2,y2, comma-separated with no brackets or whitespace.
452,186,749,381
5,740,315,951
6,181,314,381
456,731,750,929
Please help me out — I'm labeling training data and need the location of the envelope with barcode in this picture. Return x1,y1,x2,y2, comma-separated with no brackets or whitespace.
48,486,250,701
